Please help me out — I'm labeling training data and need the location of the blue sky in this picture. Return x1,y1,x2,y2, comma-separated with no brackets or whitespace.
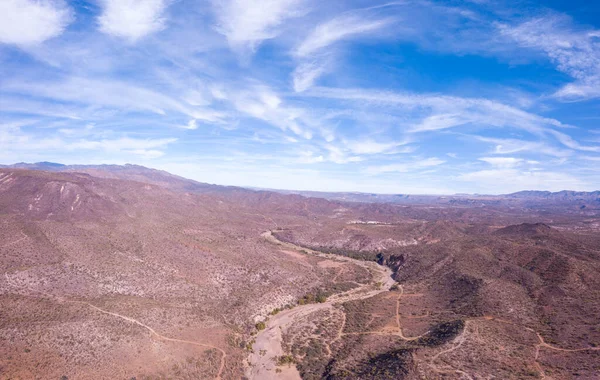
0,0,599,194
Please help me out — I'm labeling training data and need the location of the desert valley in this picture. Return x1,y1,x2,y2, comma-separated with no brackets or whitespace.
3,0,600,378
0,163,598,379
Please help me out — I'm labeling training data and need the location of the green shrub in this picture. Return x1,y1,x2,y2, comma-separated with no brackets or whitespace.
276,355,296,366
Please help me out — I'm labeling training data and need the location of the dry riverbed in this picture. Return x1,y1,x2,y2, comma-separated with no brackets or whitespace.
245,231,395,380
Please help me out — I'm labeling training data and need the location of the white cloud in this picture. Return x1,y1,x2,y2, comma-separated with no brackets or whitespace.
305,86,596,155
58,123,96,137
554,82,600,100
497,16,600,101
0,124,176,159
213,0,305,55
366,157,445,174
291,10,392,93
182,90,212,107
307,86,570,136
295,14,391,57
479,156,523,168
231,84,312,139
0,0,73,46
323,144,363,164
459,169,587,193
180,119,198,130
293,60,329,92
0,96,85,120
344,139,407,155
69,137,177,151
473,136,573,158
410,113,468,132
549,130,600,152
98,0,170,42
4,77,225,123
295,151,324,164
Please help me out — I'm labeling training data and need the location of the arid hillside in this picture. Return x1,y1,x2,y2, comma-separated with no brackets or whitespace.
273,216,600,378
0,166,599,379
0,168,359,379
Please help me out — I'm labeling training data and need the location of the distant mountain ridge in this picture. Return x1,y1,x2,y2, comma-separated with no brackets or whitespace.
0,162,230,193
1,162,598,203
273,188,600,205
508,190,600,198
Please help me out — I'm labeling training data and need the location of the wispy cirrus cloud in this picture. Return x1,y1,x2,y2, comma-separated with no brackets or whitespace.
0,0,73,46
549,130,600,152
472,136,573,158
294,13,392,58
98,0,171,42
459,169,586,193
213,0,305,56
409,114,469,132
306,86,572,136
479,156,526,169
291,11,393,92
344,139,409,155
3,76,226,123
292,60,330,93
1,0,599,193
0,121,177,160
366,157,445,174
229,83,313,139
497,15,600,101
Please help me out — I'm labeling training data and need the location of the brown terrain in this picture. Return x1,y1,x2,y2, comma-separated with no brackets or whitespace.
0,164,599,379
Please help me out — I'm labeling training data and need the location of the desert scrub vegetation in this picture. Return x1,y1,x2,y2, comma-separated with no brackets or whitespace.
271,231,381,262
255,321,266,331
276,354,295,366
415,319,465,347
297,292,327,305
349,348,414,379
295,338,330,380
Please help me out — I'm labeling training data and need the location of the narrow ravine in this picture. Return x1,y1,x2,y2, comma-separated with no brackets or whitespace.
245,231,396,380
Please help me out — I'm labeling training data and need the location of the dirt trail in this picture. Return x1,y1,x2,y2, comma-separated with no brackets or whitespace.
3,280,227,380
78,301,227,379
1,232,28,248
427,315,600,379
246,231,396,380
394,285,430,341
248,231,600,380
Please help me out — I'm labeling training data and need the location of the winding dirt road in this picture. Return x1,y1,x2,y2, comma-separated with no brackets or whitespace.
4,280,227,380
80,301,227,379
245,231,396,380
